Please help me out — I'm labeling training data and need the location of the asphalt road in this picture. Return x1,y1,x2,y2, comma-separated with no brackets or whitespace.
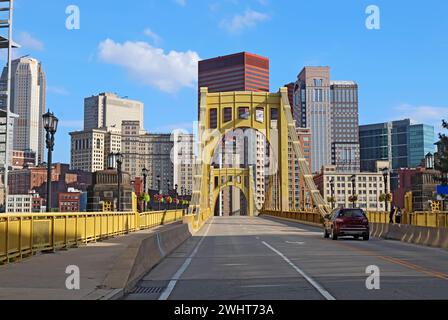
125,216,448,300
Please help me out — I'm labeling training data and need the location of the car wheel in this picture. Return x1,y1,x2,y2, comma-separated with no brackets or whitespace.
331,228,338,240
363,235,370,241
324,228,330,239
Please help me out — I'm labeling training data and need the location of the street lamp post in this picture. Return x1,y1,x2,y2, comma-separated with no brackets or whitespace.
156,175,161,194
116,152,123,212
382,168,389,213
351,174,356,209
330,177,335,209
142,167,148,212
156,175,161,210
42,111,58,213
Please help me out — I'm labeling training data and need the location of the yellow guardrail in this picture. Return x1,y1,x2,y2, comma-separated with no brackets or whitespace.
262,210,448,229
261,210,322,225
0,210,185,265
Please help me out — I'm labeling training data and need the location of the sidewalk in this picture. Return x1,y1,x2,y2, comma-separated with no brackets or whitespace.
0,222,184,300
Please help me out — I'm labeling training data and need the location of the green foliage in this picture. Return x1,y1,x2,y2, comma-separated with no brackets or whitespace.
435,120,448,185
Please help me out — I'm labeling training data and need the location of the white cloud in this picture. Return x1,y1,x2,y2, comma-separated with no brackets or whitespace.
98,39,200,93
393,104,448,131
17,32,44,51
143,28,162,46
175,0,186,6
220,9,269,34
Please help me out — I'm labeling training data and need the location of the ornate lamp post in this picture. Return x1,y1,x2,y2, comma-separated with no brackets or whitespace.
330,177,335,209
382,167,389,212
156,175,161,194
42,111,58,213
142,167,148,212
116,152,123,212
351,174,356,209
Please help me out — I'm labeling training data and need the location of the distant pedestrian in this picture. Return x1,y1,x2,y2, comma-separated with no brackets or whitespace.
389,205,396,224
395,207,402,224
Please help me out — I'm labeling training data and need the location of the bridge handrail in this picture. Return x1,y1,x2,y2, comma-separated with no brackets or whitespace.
262,210,448,229
0,209,185,265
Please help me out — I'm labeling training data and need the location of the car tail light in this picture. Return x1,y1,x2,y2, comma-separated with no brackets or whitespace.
335,218,344,224
362,219,368,224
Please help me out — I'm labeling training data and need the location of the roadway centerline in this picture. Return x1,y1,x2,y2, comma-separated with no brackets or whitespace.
334,241,448,281
262,241,336,301
158,218,214,300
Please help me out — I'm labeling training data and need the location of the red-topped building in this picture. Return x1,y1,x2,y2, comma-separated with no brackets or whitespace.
198,52,270,98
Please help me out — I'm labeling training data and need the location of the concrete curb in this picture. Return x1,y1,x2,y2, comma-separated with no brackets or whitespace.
371,222,448,249
101,223,193,299
262,214,447,250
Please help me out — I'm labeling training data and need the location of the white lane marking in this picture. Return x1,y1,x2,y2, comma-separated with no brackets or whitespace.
286,241,305,245
262,241,336,301
255,237,260,240
158,218,214,300
224,263,247,266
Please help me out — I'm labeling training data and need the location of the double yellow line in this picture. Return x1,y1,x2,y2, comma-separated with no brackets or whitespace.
335,242,448,281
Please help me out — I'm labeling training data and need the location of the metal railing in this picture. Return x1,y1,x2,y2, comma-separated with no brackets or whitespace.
0,209,185,264
262,210,448,229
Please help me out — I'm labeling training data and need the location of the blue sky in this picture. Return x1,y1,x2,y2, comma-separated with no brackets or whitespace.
6,0,448,163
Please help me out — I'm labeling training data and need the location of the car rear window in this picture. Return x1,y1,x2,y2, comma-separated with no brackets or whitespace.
337,210,365,218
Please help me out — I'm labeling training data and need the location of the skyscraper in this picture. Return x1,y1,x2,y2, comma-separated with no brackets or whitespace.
198,52,269,97
1,57,46,164
293,67,332,173
330,81,360,172
359,119,435,172
84,92,144,131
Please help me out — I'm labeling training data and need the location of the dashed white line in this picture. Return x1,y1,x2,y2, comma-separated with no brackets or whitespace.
158,218,214,300
262,241,336,301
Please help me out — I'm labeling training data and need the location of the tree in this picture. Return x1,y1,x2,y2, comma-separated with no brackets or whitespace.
435,120,448,186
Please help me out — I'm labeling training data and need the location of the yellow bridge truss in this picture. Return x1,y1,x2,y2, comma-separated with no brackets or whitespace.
189,87,331,217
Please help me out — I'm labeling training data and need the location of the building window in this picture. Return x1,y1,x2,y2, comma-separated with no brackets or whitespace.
270,108,278,121
238,107,250,120
255,107,264,123
209,109,217,128
223,107,232,123
314,79,322,87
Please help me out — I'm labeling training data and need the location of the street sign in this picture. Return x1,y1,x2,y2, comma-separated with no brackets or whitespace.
437,185,448,195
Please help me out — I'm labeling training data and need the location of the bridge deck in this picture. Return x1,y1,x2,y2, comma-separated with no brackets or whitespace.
0,222,183,300
126,216,448,300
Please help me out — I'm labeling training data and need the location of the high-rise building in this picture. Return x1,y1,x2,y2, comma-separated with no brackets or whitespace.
313,161,390,212
289,127,312,210
198,52,269,97
293,67,332,173
70,127,121,173
199,52,270,215
0,109,17,170
359,119,435,172
330,81,360,173
84,92,144,131
1,57,46,164
408,124,435,168
172,131,195,196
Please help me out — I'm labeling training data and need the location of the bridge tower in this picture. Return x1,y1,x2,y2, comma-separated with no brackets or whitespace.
188,87,330,218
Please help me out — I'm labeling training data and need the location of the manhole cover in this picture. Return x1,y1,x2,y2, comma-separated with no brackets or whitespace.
131,286,165,294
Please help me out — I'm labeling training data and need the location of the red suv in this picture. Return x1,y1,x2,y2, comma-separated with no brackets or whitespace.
323,208,370,241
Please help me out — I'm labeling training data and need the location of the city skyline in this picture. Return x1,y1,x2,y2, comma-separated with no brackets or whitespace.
3,0,447,164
